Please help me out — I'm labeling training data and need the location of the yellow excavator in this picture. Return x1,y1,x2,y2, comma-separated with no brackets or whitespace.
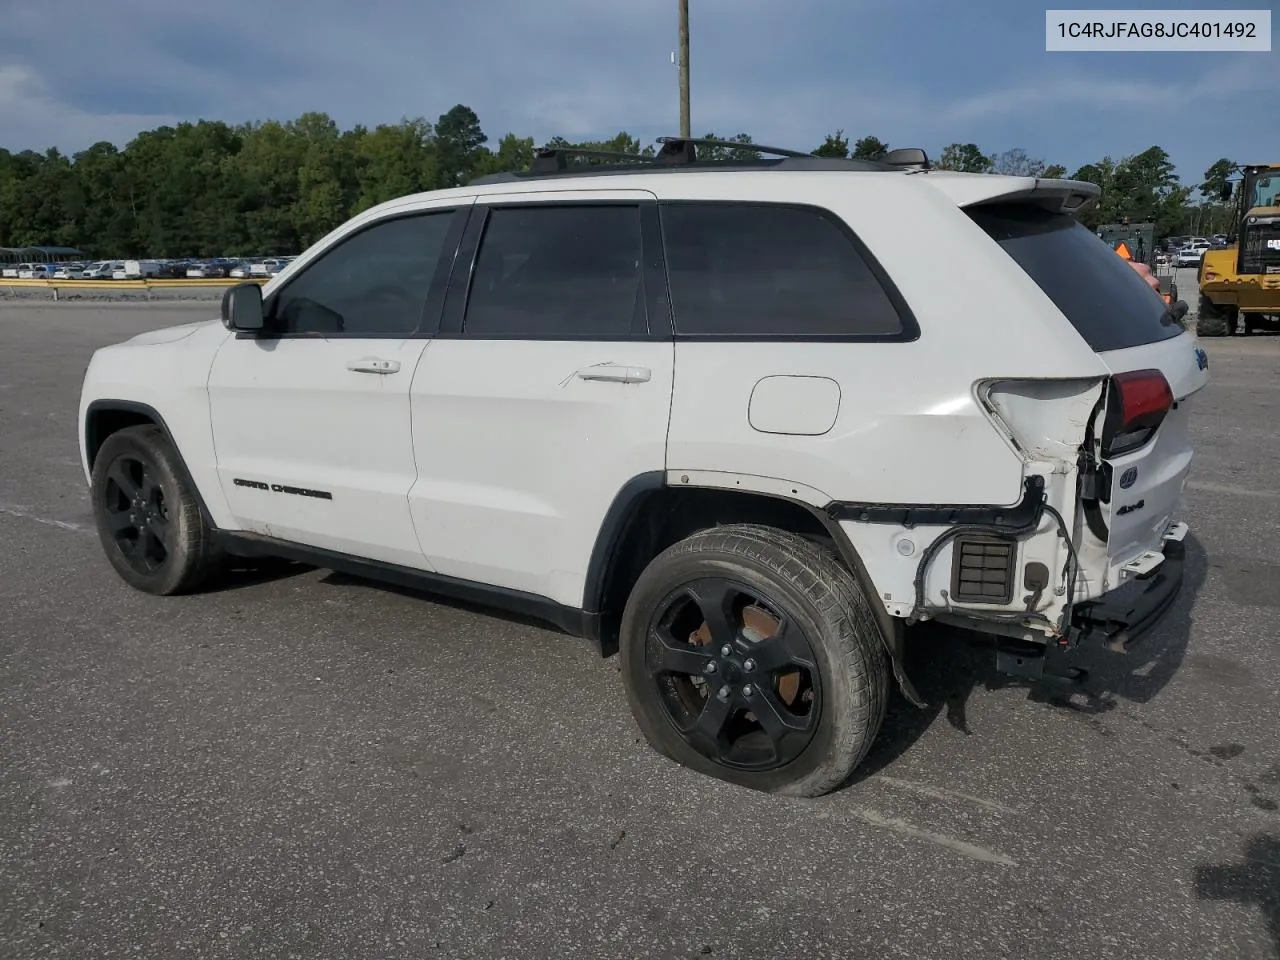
1196,163,1280,337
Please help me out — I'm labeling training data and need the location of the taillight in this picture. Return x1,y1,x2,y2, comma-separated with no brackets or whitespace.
1101,369,1173,458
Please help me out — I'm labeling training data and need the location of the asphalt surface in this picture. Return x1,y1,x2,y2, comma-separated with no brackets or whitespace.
1,301,1278,960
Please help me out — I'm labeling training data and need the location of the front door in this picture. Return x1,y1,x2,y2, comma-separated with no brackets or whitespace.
407,190,675,608
207,200,470,569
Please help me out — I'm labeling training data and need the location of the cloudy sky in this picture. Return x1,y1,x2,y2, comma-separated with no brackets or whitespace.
1,0,1275,186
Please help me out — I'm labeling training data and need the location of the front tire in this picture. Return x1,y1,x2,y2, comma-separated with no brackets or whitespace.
90,424,223,595
619,524,890,797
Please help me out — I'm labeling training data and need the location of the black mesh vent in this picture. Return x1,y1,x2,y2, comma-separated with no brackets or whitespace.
951,536,1016,604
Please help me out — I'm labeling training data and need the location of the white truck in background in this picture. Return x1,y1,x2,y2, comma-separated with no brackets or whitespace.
113,260,162,280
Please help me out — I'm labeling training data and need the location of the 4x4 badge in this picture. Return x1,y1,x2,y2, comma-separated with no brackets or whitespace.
1194,347,1208,371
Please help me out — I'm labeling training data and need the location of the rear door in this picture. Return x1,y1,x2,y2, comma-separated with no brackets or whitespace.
406,190,675,608
966,202,1209,573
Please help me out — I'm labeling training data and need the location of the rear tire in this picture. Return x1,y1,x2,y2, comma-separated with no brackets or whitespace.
1196,295,1236,337
90,425,223,595
619,524,890,798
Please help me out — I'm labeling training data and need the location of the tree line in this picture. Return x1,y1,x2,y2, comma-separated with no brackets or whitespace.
0,103,1241,258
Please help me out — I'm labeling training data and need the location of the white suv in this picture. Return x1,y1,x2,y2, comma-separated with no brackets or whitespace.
77,139,1207,797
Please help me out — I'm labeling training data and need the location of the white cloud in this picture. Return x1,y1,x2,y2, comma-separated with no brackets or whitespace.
0,65,181,154
942,54,1276,125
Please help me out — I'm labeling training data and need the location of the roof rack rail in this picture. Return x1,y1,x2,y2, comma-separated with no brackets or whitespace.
654,136,816,161
466,136,931,185
528,147,658,174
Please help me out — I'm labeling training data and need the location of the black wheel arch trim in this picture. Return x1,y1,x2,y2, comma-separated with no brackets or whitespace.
582,471,668,621
823,475,1046,528
584,472,925,708
83,400,218,528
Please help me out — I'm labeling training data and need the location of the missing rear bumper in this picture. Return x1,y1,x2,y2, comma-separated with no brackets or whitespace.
1070,535,1186,652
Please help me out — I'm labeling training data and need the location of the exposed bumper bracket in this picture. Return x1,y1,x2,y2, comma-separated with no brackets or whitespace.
1070,537,1186,652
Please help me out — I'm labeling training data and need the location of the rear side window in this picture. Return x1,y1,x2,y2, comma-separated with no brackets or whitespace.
659,202,907,338
463,204,644,338
966,203,1183,353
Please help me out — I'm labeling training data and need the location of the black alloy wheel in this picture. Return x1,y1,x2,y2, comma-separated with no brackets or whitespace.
100,452,172,575
90,424,224,595
645,577,822,770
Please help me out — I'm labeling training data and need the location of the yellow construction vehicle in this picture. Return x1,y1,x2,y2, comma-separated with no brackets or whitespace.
1196,163,1280,336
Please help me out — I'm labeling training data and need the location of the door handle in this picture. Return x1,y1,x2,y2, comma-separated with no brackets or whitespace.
346,358,401,374
575,364,651,384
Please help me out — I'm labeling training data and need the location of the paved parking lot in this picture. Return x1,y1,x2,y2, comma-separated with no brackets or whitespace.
1,301,1277,960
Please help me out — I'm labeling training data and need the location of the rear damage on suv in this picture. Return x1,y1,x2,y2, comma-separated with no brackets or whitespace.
837,183,1208,684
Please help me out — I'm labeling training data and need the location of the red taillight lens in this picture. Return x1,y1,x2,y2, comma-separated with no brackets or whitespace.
1102,369,1173,457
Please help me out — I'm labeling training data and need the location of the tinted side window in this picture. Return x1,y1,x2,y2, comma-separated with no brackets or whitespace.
966,203,1182,353
272,211,456,336
463,204,643,338
660,202,905,337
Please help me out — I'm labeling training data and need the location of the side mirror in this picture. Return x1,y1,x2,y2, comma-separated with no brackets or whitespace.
1219,181,1233,203
221,281,265,331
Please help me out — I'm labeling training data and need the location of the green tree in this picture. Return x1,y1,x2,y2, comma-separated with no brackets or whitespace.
434,104,487,188
1042,163,1068,179
813,130,849,158
992,147,1045,177
1200,157,1237,199
936,143,993,173
695,132,759,161
0,107,1220,262
851,135,888,161
351,118,438,212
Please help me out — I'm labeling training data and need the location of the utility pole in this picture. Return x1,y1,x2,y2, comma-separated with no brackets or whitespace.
678,0,690,137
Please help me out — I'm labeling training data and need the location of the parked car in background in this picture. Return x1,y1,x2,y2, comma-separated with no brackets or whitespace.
229,261,258,279
114,260,162,280
156,260,192,278
1172,246,1205,268
17,263,53,279
83,261,125,279
248,257,293,276
53,262,88,279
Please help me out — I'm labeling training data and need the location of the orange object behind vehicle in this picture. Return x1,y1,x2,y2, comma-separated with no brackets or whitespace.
1114,241,1171,303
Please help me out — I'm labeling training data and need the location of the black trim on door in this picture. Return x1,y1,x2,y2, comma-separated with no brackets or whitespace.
418,203,472,337
215,530,598,641
640,201,674,338
438,202,488,336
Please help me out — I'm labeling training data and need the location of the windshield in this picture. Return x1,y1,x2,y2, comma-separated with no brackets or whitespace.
1250,174,1279,209
966,203,1184,353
